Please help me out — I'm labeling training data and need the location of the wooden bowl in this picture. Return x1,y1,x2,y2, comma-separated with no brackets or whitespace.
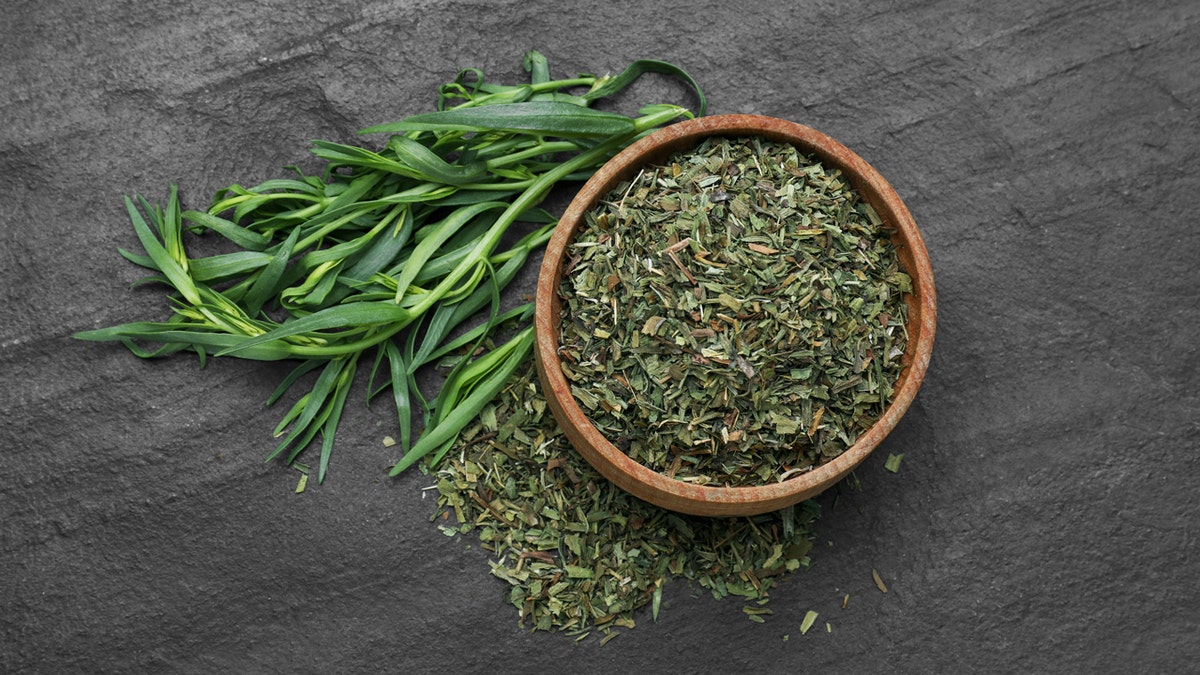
534,114,936,517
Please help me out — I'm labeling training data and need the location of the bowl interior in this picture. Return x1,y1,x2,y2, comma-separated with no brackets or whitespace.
534,114,936,516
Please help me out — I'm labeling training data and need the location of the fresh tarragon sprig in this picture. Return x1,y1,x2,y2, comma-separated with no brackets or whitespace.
75,51,706,483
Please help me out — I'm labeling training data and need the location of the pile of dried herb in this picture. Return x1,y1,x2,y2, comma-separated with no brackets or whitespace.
556,136,911,487
432,359,819,638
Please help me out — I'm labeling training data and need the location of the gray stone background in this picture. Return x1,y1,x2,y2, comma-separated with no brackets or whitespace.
3,1,1198,672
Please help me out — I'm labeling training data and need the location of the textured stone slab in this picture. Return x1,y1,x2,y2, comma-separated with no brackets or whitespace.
3,0,1198,672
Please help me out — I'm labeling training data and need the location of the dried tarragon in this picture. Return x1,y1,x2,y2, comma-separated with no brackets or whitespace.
557,136,912,487
431,360,819,637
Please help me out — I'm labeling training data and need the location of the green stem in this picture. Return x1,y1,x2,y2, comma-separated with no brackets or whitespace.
485,140,584,170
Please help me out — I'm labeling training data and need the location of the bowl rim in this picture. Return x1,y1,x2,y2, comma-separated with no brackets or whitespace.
534,113,937,516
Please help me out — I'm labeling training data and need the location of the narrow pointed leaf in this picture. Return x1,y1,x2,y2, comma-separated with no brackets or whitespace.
360,102,637,138
124,195,201,305
244,225,301,316
182,210,271,250
385,135,487,185
385,340,413,451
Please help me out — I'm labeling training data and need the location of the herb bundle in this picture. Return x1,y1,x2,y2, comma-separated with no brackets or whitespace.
75,51,705,482
433,358,819,637
557,136,911,487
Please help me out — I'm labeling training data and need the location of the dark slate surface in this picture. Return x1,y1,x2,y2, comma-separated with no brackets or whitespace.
4,1,1198,672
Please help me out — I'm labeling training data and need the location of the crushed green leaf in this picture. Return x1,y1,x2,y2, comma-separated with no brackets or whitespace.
884,453,904,473
800,610,818,635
